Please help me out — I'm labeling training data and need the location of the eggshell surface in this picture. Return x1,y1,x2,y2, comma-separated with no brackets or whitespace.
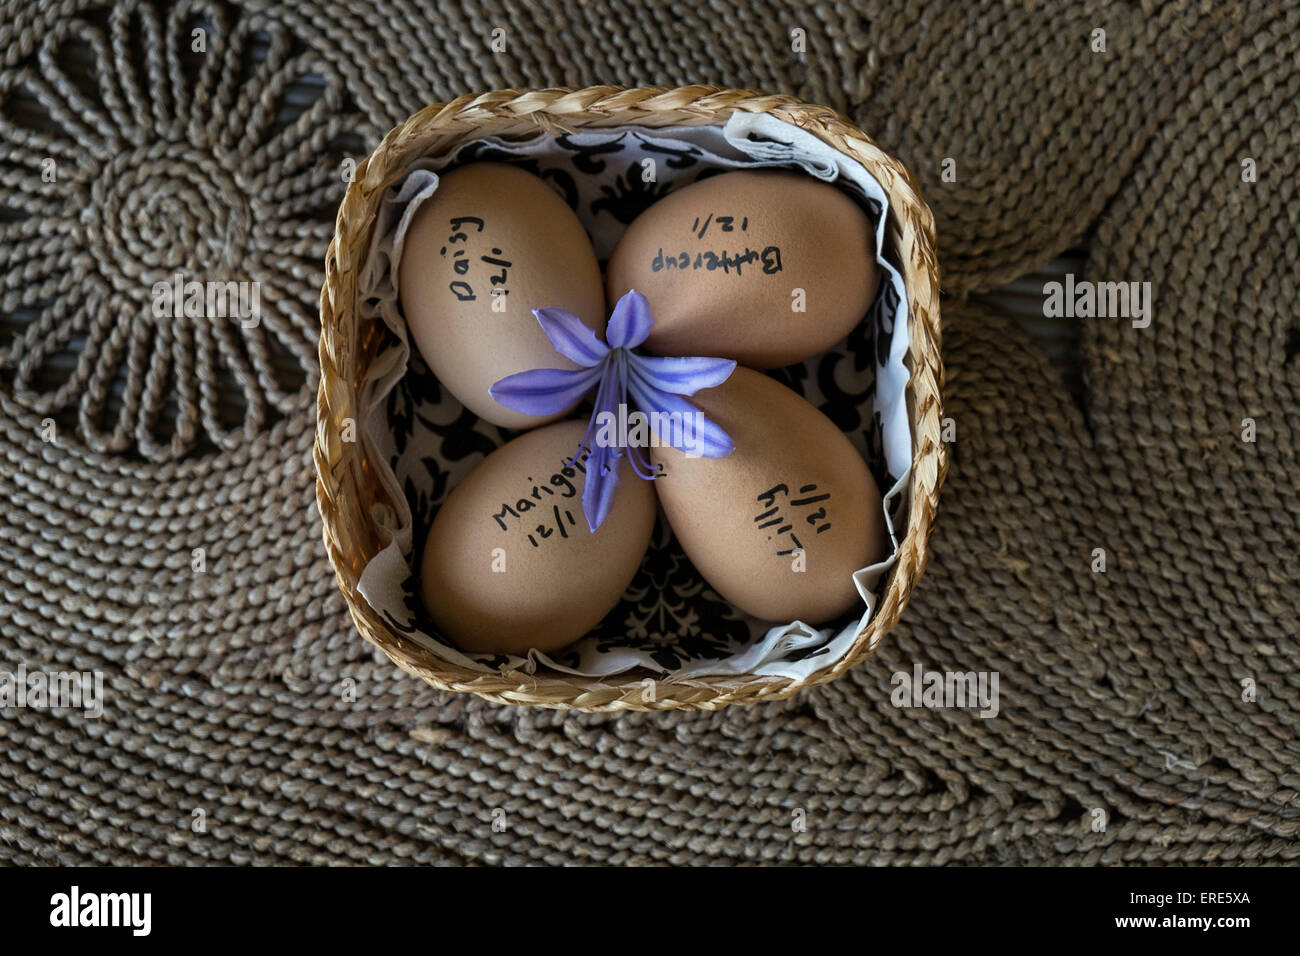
605,170,880,369
421,420,656,655
400,163,606,429
650,368,888,624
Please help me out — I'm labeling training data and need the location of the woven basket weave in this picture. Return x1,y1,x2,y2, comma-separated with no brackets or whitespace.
315,85,946,711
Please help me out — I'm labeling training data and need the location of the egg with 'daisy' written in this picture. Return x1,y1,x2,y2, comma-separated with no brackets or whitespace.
400,163,606,429
605,170,881,369
421,419,656,655
650,368,888,624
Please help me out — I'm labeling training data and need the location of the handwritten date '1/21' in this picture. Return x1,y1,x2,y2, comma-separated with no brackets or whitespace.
754,482,832,557
690,213,749,239
439,216,513,302
490,450,590,548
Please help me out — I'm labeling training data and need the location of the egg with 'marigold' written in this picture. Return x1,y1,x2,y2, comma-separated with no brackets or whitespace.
399,163,606,429
420,419,656,655
650,367,888,624
605,170,881,369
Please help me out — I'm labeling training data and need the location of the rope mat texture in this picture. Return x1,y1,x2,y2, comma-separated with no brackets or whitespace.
1,0,1298,864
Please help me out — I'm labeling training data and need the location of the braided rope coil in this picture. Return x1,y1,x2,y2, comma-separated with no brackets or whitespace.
315,86,946,710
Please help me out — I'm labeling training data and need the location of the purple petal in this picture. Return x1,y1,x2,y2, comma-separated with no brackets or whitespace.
606,290,654,349
489,365,602,416
627,370,735,458
572,352,618,468
534,307,608,367
615,357,660,479
581,443,621,532
630,355,736,395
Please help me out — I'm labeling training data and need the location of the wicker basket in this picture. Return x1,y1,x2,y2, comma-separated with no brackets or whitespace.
315,85,946,711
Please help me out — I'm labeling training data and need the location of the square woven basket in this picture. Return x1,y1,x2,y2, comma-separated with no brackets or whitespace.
315,85,946,711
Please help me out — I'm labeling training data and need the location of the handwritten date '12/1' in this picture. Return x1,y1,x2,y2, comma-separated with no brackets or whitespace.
649,209,782,276
490,451,590,548
439,216,513,302
754,483,832,557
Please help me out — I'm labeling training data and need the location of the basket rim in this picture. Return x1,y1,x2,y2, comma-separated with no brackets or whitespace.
314,84,947,711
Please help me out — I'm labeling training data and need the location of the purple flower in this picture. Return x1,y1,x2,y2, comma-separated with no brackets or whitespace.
490,290,736,532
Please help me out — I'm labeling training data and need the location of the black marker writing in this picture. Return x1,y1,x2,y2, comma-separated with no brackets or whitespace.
755,481,832,556
490,451,589,544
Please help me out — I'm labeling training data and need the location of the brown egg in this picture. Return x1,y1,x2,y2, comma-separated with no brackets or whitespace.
399,163,606,429
605,170,881,369
650,368,887,624
420,419,655,655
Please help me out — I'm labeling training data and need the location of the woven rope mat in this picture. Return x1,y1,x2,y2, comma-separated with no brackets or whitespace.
2,0,1298,864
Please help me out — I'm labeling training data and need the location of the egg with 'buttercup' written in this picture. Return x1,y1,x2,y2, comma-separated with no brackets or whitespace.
605,170,881,369
650,367,888,624
421,419,656,656
399,163,606,429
